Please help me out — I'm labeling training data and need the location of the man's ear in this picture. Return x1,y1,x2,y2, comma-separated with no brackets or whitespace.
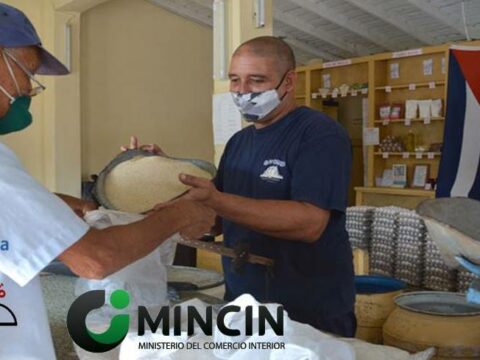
284,70,297,92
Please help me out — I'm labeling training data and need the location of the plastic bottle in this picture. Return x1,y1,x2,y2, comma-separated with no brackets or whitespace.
405,130,416,152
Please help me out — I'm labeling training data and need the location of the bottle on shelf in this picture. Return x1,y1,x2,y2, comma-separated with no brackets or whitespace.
405,130,416,152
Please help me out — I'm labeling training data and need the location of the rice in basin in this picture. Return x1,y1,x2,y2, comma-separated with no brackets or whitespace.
104,156,212,213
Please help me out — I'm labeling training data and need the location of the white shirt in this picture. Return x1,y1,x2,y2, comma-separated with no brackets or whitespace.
0,142,89,359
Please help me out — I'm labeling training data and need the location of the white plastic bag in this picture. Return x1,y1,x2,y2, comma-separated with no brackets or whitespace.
76,209,178,309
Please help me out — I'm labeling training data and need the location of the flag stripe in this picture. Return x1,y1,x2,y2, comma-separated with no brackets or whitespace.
436,51,466,198
450,83,480,196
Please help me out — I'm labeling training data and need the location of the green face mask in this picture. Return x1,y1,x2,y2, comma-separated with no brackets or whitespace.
0,96,32,135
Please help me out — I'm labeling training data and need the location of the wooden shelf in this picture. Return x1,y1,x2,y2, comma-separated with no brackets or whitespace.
355,186,435,197
295,95,306,99
374,152,441,157
374,117,444,124
375,81,445,91
311,89,368,99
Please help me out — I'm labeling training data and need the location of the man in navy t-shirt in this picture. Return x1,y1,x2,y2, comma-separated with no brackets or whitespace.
178,36,356,337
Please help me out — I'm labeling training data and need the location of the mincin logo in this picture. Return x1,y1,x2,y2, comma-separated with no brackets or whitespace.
68,289,284,353
67,289,130,353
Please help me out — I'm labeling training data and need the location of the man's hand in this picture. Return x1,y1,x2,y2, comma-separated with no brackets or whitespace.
80,201,98,217
155,199,216,241
120,135,166,156
56,193,98,218
179,173,220,206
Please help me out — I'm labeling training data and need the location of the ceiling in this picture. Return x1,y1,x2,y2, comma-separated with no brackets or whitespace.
148,0,480,65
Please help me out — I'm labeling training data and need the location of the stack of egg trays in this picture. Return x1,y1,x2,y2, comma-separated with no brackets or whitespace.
369,206,403,277
457,269,480,293
346,206,375,250
423,233,458,291
394,210,426,287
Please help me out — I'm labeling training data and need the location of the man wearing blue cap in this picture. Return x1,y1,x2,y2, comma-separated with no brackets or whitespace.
0,3,215,359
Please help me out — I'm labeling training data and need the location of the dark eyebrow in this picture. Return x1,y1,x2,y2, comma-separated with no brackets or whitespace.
228,73,268,79
249,74,267,79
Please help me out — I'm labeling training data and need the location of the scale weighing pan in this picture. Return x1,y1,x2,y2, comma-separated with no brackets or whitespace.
417,197,480,270
92,149,217,214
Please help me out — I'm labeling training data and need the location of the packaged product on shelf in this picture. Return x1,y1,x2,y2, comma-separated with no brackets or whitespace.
405,100,418,119
418,99,432,119
428,142,443,152
380,135,405,153
379,104,391,120
339,83,350,97
431,98,442,117
390,103,403,119
318,88,329,98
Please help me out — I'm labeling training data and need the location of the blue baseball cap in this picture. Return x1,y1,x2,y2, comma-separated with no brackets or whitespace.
0,3,69,75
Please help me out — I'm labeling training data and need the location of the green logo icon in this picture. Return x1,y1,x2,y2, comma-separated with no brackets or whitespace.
67,290,130,353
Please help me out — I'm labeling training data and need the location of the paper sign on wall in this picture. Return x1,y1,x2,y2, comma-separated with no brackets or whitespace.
392,48,423,58
322,73,331,89
323,59,352,68
213,93,242,145
363,127,380,145
423,59,433,76
390,63,399,79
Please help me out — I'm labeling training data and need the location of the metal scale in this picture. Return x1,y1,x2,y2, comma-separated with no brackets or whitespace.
417,197,480,304
92,149,275,278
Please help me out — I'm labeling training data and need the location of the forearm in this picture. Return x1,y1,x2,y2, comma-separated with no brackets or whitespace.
209,192,328,242
59,205,189,279
55,193,83,208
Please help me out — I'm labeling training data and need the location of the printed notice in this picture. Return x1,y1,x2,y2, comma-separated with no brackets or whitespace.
390,63,399,79
322,73,331,89
213,93,242,145
423,59,433,76
323,59,352,68
392,48,423,58
363,127,380,145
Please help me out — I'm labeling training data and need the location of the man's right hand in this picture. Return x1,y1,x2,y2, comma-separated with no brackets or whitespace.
120,135,166,156
154,199,216,241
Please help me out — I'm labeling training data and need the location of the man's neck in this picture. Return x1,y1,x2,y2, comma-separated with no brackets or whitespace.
253,97,297,130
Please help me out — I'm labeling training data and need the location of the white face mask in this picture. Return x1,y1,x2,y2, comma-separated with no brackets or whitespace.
231,72,288,122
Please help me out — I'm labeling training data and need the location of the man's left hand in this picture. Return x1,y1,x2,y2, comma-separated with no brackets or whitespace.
56,193,98,218
179,173,219,206
70,200,98,218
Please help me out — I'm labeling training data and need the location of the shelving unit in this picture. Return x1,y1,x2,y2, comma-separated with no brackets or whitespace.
295,66,308,107
307,58,370,206
295,40,480,208
362,45,448,208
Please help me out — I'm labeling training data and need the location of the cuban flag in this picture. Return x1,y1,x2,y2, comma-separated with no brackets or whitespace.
436,46,480,200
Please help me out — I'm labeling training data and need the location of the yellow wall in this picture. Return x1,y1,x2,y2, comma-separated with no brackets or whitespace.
1,0,213,196
1,0,50,185
80,0,214,179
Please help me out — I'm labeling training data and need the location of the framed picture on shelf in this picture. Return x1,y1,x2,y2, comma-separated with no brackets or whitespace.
392,164,407,188
381,169,394,187
412,164,430,188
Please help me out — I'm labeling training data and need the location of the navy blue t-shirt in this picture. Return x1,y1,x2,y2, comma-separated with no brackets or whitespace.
214,106,355,331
